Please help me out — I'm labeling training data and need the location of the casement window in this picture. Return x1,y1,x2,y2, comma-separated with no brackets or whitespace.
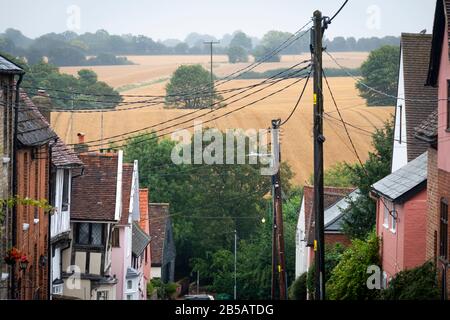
75,223,105,246
127,280,132,290
61,170,70,211
97,291,108,300
126,294,133,300
440,199,448,261
111,228,120,247
391,206,397,233
383,200,390,228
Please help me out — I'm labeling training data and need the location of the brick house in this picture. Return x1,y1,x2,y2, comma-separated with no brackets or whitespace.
295,186,354,278
0,55,24,299
371,153,428,284
149,203,175,283
418,0,450,299
369,31,437,286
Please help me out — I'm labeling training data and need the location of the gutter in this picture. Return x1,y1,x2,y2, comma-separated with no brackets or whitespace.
11,73,23,299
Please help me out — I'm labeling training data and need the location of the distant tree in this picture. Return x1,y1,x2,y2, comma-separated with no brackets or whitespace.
174,42,189,55
229,31,253,51
342,117,394,239
252,45,280,62
227,45,248,63
309,162,354,188
326,231,380,300
165,64,221,108
356,45,400,106
47,46,86,66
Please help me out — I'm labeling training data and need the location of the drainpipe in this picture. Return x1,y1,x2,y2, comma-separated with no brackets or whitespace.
11,73,24,299
47,141,54,300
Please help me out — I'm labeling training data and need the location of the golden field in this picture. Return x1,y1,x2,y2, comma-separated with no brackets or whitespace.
52,54,393,186
60,52,368,89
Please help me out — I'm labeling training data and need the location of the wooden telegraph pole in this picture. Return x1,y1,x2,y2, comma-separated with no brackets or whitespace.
311,10,326,300
271,119,287,300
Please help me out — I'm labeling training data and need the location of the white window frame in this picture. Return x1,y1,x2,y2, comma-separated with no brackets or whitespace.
390,205,397,234
383,199,390,229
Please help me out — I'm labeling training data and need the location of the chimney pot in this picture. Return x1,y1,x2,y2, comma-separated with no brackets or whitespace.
77,132,85,144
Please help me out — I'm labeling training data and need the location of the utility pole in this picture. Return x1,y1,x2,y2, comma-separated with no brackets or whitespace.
234,229,237,300
311,10,326,300
271,179,277,300
271,119,287,300
204,41,220,109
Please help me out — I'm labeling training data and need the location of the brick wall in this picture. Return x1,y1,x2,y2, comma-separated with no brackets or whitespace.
426,147,439,262
0,74,15,299
437,167,450,298
15,146,50,300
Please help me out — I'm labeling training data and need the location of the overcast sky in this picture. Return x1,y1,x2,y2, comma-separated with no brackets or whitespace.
1,0,436,40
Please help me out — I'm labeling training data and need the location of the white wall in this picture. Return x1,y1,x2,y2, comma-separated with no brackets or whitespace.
392,48,408,172
295,196,308,278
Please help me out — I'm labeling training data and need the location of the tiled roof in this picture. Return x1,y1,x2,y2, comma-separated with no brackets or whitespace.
0,55,24,74
372,152,427,202
50,138,83,168
71,153,120,221
18,92,56,147
401,33,438,161
414,110,438,144
119,164,134,225
324,189,360,232
304,186,355,246
132,221,151,257
149,203,170,266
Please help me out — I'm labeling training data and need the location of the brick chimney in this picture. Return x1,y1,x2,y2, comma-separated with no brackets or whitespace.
74,132,88,153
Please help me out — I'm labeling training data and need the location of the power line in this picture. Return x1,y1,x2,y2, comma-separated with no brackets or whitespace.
66,65,311,148
36,72,311,156
280,71,312,126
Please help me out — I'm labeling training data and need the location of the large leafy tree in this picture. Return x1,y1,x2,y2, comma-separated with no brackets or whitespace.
326,231,380,300
356,45,400,106
123,130,294,281
165,65,221,109
342,117,394,239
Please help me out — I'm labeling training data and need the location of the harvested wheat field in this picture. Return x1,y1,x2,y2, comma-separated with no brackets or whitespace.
51,75,393,186
60,52,368,90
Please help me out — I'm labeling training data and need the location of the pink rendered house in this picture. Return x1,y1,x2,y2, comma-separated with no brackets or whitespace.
111,160,151,300
371,153,428,283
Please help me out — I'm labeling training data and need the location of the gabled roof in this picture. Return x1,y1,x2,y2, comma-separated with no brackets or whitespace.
427,0,449,86
372,152,428,202
18,92,56,147
415,110,438,144
71,152,121,221
324,189,360,233
400,33,438,161
149,203,170,266
132,221,151,257
21,91,83,167
0,54,24,74
304,186,355,246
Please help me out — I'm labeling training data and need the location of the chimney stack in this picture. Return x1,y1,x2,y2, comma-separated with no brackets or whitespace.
74,132,88,153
